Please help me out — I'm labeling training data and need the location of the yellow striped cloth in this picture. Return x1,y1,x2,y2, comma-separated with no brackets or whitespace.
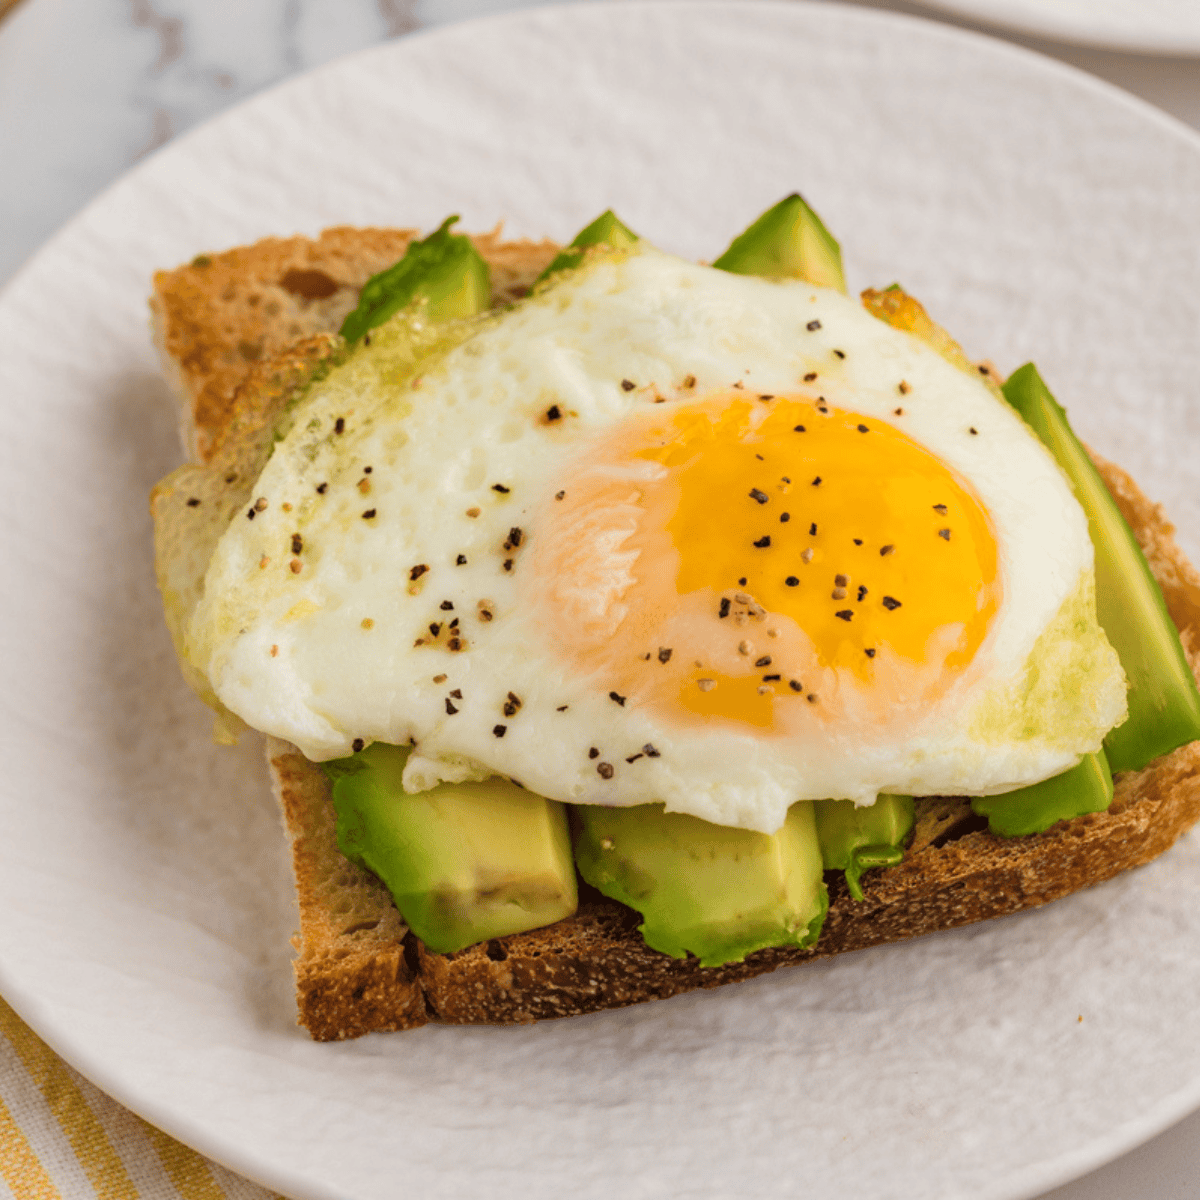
0,995,281,1200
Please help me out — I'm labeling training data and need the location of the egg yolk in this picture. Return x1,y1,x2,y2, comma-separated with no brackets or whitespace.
531,393,1000,735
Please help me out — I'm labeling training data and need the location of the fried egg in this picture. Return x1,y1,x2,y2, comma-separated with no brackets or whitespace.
186,244,1126,832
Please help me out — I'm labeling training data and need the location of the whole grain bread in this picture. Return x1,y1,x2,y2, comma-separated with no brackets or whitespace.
151,225,559,461
151,226,1200,1040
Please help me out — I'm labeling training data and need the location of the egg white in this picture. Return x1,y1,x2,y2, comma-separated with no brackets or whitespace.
187,245,1125,832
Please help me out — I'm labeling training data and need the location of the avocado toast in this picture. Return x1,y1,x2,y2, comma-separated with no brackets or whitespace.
150,203,1200,1039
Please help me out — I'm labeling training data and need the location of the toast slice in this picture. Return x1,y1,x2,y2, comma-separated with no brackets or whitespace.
150,225,559,461
151,228,1200,1039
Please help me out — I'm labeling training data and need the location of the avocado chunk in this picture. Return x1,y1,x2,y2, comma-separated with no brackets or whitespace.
972,751,1112,838
1003,364,1200,772
325,742,577,953
573,801,827,967
814,794,914,901
339,216,490,343
536,209,640,283
712,193,847,293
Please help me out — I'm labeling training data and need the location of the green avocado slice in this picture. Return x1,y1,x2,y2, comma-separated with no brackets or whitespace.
536,209,640,283
712,193,847,293
573,801,827,968
324,742,577,954
814,794,915,901
1002,364,1200,772
971,751,1112,838
339,216,491,343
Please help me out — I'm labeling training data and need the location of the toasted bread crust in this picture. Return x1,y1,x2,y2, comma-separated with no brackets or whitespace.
271,740,425,1037
156,226,1200,1038
151,225,558,462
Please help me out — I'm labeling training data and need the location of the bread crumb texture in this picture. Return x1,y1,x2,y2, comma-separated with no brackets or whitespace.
151,226,558,462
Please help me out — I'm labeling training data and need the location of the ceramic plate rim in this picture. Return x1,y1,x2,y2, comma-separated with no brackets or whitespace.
5,4,1200,1198
905,0,1200,55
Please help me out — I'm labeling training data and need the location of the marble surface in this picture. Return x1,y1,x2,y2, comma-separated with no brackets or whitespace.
5,0,1200,288
2,2,1200,1198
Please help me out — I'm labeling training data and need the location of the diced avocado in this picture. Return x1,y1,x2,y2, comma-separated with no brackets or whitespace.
814,794,915,901
972,751,1112,837
712,193,847,294
324,742,577,953
573,801,826,968
339,216,490,343
1003,364,1200,772
536,209,640,283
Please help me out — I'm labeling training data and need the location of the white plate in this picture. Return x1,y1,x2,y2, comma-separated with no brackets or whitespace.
905,0,1200,55
3,4,1200,1198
